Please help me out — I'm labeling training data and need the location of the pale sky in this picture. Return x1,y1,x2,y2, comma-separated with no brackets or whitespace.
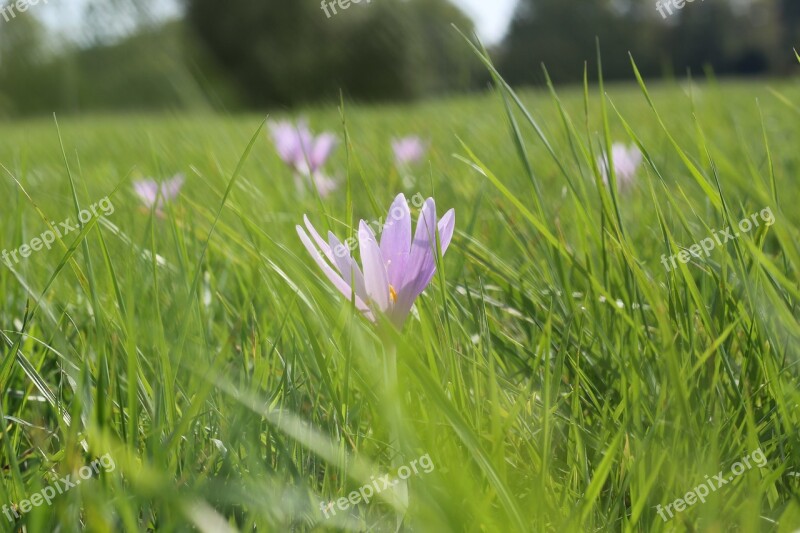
35,0,518,45
453,0,517,44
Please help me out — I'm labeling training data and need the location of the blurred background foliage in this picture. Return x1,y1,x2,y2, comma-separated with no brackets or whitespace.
0,0,797,117
499,0,793,84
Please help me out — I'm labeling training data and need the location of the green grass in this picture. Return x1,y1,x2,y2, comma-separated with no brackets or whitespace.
0,69,800,532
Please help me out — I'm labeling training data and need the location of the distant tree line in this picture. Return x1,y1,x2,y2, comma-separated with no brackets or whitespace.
0,0,483,115
498,0,797,84
182,0,483,107
0,0,797,116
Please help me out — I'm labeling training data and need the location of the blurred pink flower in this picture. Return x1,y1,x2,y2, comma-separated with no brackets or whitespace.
294,172,339,198
269,119,339,196
133,174,184,210
270,120,337,174
392,136,427,166
598,143,642,190
297,193,455,328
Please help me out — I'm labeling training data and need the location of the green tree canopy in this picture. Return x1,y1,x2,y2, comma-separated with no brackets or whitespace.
499,0,794,85
184,0,483,107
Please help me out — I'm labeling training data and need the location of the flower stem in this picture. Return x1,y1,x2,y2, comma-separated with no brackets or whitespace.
384,341,407,530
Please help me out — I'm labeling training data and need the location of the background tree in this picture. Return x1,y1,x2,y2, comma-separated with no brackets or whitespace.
183,0,482,108
0,0,797,116
498,0,797,85
497,0,665,85
0,16,52,115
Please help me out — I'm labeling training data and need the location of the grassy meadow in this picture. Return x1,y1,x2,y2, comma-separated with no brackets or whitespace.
1,69,800,532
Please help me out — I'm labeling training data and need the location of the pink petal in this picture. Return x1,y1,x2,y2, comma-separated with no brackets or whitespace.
358,220,391,313
380,193,412,288
270,121,303,165
133,180,158,208
162,174,184,200
296,225,373,319
312,172,339,198
328,232,368,303
437,208,456,255
408,208,456,297
310,133,337,172
392,136,427,165
395,198,438,316
303,215,335,265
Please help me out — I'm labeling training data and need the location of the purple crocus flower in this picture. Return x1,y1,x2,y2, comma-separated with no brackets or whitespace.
270,120,339,196
269,119,338,190
392,136,427,166
296,172,338,198
598,143,642,191
296,193,455,328
133,174,184,210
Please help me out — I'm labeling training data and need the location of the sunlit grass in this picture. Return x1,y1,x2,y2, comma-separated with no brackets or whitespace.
0,67,799,532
